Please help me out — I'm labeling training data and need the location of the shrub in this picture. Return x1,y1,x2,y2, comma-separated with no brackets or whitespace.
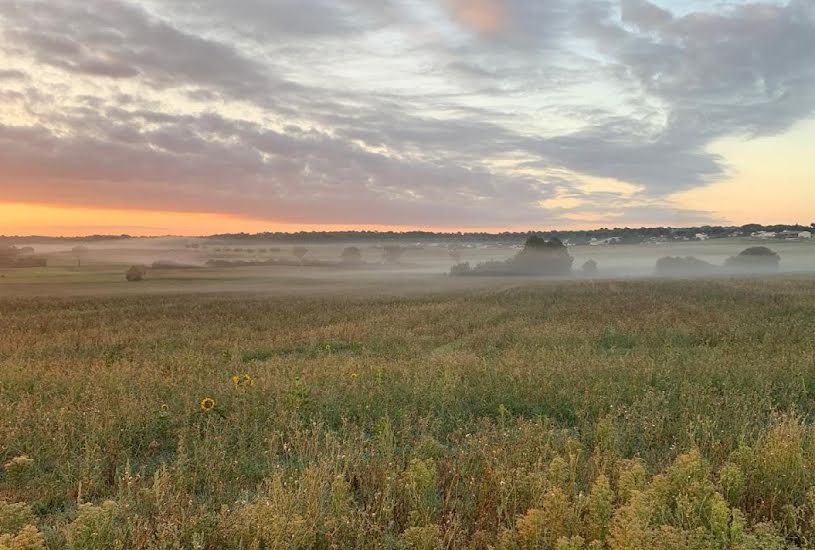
340,247,363,266
401,525,443,549
0,524,45,549
724,247,780,272
452,236,573,276
582,259,599,276
66,501,129,549
448,245,464,264
655,256,717,276
383,245,406,264
125,266,146,282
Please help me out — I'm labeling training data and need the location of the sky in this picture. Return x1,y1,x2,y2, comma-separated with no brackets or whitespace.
0,0,813,236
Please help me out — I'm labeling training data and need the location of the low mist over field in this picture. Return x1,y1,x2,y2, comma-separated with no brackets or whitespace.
2,227,814,297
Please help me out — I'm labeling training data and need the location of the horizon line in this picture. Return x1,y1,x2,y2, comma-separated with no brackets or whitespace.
1,223,812,241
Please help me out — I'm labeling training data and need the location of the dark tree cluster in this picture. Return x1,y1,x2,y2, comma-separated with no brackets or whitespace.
656,246,781,276
0,245,47,268
452,236,573,277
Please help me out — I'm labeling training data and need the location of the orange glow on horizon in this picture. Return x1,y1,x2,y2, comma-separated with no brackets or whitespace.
0,201,556,236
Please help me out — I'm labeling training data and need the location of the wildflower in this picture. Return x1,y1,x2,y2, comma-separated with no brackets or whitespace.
351,372,359,380
200,397,216,412
232,374,255,388
159,403,170,416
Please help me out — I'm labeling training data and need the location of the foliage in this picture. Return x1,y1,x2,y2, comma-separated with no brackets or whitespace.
125,266,146,282
725,247,781,272
452,236,573,276
655,256,717,276
340,246,363,266
383,245,407,264
582,259,599,276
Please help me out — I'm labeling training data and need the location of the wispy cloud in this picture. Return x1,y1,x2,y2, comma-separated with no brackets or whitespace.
0,0,812,228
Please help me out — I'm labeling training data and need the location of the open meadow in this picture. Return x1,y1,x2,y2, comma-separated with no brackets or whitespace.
3,270,815,548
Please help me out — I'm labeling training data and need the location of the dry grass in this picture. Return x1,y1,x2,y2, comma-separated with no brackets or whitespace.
2,278,815,548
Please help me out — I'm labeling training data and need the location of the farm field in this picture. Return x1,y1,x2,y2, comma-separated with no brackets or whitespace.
3,277,815,548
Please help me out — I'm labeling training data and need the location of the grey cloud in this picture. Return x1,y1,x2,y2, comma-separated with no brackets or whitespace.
603,0,815,137
0,105,567,226
620,0,672,31
0,0,812,227
0,69,28,80
2,0,281,97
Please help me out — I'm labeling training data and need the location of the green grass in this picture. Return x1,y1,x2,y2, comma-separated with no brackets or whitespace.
2,278,815,548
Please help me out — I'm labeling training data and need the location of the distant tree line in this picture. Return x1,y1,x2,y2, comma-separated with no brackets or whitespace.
196,223,815,244
0,245,47,268
3,223,814,245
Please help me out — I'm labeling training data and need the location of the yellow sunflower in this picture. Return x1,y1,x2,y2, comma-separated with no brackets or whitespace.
200,397,216,412
231,375,241,388
242,374,255,387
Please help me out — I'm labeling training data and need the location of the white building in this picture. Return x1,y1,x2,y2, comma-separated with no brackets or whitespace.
695,233,710,241
800,231,813,239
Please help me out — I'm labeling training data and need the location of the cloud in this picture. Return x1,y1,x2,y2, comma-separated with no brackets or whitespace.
0,0,813,229
620,0,673,31
1,0,280,97
0,69,28,80
445,0,507,34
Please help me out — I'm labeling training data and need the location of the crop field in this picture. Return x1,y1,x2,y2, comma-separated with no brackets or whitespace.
3,276,815,548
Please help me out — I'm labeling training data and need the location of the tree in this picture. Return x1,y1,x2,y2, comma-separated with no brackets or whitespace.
0,245,19,267
448,244,464,264
451,236,573,276
71,245,89,268
383,245,406,265
292,246,308,262
125,265,146,282
340,246,363,266
655,256,716,276
582,259,599,276
509,236,573,276
724,247,780,272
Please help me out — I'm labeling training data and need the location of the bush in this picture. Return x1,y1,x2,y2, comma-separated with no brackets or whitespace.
448,245,464,264
582,259,599,276
340,247,363,266
725,247,780,272
0,245,19,267
655,256,717,276
452,236,573,276
383,245,406,265
125,266,146,282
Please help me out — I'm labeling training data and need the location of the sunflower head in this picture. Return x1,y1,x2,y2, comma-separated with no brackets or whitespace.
242,374,255,387
231,375,241,388
200,397,216,412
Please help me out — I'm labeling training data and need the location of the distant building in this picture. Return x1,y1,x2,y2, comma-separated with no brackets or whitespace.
589,237,622,246
751,231,777,239
799,231,813,240
778,230,804,240
695,233,710,241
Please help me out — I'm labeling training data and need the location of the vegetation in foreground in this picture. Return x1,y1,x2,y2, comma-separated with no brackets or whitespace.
2,279,815,548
